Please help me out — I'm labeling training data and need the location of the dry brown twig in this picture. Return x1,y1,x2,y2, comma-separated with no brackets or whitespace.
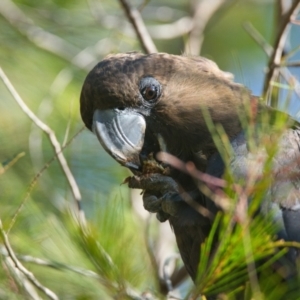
144,216,164,293
0,152,25,176
184,0,227,55
143,211,187,296
8,128,85,235
157,152,232,215
263,1,300,100
0,246,145,300
243,22,273,56
0,246,100,279
0,0,94,69
118,0,157,54
0,219,59,300
148,17,194,40
0,0,111,71
244,21,300,100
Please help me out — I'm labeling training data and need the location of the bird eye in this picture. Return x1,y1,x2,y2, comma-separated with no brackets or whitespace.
139,77,161,104
141,85,157,101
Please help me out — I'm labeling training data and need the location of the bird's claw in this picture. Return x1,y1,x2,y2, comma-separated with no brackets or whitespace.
161,192,185,216
128,173,183,222
156,211,170,222
128,173,178,194
142,193,162,213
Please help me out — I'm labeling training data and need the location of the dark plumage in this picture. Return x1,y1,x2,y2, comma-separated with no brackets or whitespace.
80,52,300,283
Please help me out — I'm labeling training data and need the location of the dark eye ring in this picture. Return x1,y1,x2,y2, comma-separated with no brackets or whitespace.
139,77,161,104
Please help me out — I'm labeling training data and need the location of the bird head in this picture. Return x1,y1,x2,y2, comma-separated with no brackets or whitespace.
80,52,251,172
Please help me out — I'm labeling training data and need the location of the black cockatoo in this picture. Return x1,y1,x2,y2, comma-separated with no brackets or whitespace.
80,52,300,281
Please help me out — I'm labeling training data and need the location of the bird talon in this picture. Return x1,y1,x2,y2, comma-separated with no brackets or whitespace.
127,173,179,194
161,192,184,216
143,193,162,213
156,210,170,222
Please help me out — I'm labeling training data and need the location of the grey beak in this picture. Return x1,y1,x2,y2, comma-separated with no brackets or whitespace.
93,108,146,169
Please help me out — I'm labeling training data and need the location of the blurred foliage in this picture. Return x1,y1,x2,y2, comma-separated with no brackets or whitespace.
0,0,300,299
195,102,300,299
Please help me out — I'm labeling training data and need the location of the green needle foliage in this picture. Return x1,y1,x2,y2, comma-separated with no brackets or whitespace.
194,101,300,299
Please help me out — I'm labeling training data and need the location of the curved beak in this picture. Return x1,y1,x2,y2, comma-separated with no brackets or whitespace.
93,108,146,170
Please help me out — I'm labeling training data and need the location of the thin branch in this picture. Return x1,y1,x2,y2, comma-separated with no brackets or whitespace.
244,21,300,100
0,245,107,281
291,19,300,25
118,0,157,54
4,257,41,300
243,22,273,56
144,216,161,287
184,0,227,55
162,254,179,293
0,219,59,300
144,217,186,297
0,152,25,176
0,246,147,300
0,67,86,226
0,0,75,58
276,0,293,23
279,61,300,67
16,255,100,279
28,68,73,189
0,0,101,71
156,152,234,214
263,1,300,98
157,152,226,189
148,17,194,39
8,128,85,234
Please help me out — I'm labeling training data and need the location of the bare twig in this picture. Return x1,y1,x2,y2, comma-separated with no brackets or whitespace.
243,22,273,56
0,219,59,300
0,152,25,175
28,68,73,184
291,19,300,25
8,128,84,234
0,242,145,300
4,251,100,279
0,0,93,68
148,17,194,39
280,61,300,67
138,0,151,12
157,152,226,189
244,21,300,100
0,67,86,226
168,265,188,291
263,1,300,98
184,0,226,55
162,254,180,293
118,0,157,54
4,257,41,300
276,0,294,23
0,245,140,291
0,0,103,71
156,152,234,214
1,234,146,300
144,216,161,287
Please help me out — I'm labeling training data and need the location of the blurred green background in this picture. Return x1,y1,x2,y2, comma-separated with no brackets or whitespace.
0,0,299,298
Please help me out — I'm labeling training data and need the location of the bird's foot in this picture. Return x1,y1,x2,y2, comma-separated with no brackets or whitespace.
128,173,178,194
127,173,184,222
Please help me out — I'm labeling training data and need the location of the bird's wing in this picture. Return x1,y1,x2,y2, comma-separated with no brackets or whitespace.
229,129,300,244
271,127,300,247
